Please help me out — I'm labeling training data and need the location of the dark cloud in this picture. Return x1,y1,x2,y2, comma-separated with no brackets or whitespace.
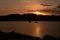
40,4,52,6
57,5,60,8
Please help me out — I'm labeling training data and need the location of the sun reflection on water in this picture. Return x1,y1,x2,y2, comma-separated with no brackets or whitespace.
34,23,44,38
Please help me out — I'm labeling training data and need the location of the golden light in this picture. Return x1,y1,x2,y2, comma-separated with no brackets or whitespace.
35,12,41,15
34,24,44,38
34,24,41,37
28,11,49,15
36,26,40,36
33,12,41,15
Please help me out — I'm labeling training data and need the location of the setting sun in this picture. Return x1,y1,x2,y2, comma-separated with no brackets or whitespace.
29,12,42,15
34,12,41,15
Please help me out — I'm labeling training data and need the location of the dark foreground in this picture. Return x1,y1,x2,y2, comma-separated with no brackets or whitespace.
0,31,60,40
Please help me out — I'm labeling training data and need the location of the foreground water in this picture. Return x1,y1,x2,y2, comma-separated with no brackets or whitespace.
0,21,60,38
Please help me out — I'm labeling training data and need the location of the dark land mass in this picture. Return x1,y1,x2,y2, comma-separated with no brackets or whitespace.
0,13,60,21
0,31,60,40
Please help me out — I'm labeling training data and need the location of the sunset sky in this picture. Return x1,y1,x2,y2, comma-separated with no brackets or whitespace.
0,0,60,38
0,0,60,15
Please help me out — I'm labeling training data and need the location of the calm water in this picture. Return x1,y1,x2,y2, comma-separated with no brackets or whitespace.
0,21,60,38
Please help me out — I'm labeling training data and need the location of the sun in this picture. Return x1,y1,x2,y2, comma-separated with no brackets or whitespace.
28,11,42,15
35,12,41,15
33,12,41,15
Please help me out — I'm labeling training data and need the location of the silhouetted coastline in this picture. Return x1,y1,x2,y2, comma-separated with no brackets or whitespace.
0,31,59,40
0,13,60,21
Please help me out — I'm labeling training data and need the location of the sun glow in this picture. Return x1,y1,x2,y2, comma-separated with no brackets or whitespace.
35,12,41,15
32,12,42,15
36,25,40,36
29,12,42,15
28,11,47,15
34,24,44,38
34,24,42,37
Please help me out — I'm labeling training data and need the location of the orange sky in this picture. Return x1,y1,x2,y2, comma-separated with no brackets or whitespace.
0,0,60,16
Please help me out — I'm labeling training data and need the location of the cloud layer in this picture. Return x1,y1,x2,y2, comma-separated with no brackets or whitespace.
0,0,60,15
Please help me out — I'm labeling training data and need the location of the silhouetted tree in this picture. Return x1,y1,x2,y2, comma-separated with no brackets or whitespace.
0,13,60,21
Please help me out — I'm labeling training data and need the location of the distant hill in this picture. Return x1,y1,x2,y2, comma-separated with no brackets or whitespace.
0,14,60,21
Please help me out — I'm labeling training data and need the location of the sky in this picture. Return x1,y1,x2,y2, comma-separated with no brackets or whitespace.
0,0,60,15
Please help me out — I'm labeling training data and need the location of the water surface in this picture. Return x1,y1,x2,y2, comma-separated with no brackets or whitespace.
0,21,60,38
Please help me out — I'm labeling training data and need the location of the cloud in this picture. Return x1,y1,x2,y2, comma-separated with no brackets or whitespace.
40,4,52,6
56,5,60,8
0,0,40,10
